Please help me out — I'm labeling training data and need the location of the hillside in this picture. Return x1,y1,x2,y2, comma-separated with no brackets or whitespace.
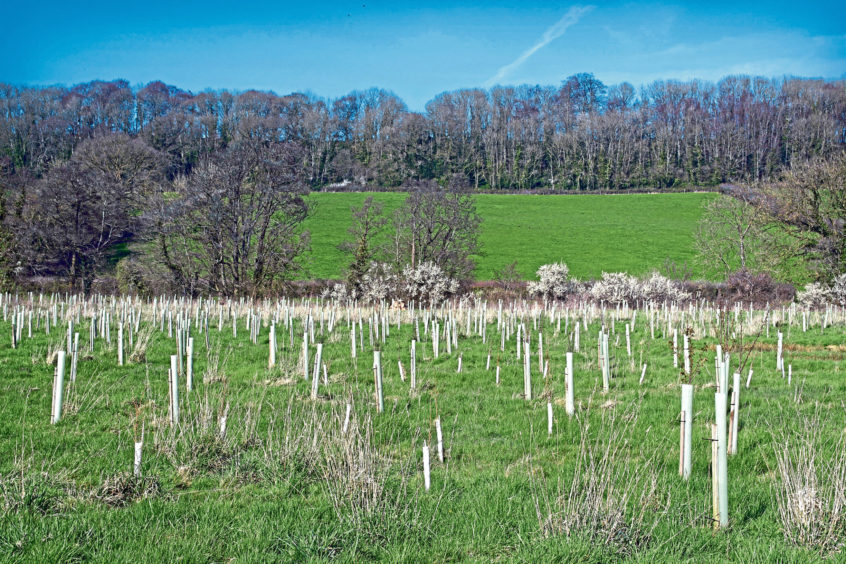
303,192,717,280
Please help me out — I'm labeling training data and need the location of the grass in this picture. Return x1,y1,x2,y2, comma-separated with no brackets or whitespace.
303,192,717,280
1,297,844,562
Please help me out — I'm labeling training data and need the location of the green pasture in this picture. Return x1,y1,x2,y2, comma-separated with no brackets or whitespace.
303,192,717,280
0,303,843,562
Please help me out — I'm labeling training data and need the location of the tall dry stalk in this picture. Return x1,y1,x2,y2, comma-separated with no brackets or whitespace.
771,408,846,556
128,325,154,363
320,406,423,531
533,398,669,556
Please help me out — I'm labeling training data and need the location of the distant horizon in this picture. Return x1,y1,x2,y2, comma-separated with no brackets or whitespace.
5,72,844,114
2,1,844,112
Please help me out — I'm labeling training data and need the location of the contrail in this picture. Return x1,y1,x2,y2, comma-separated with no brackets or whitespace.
485,5,594,87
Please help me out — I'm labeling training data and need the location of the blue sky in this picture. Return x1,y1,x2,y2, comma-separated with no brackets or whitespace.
2,1,844,111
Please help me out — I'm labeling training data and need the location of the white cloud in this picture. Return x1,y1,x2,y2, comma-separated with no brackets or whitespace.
484,5,594,87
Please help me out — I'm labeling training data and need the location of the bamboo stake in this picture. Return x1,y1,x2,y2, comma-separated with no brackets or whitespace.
729,373,740,455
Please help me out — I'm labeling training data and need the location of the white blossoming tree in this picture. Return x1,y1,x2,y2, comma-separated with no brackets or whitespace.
796,282,832,309
360,262,398,304
832,273,846,306
590,272,643,305
527,262,575,302
796,273,846,308
403,261,459,306
639,271,690,304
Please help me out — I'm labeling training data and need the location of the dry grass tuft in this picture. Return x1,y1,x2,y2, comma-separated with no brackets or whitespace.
40,337,65,366
202,342,231,384
0,471,82,516
532,401,668,557
320,406,426,539
153,385,253,478
771,408,846,556
95,473,162,507
128,325,154,363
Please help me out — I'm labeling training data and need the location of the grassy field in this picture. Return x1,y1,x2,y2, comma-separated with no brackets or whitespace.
303,192,717,280
1,298,844,562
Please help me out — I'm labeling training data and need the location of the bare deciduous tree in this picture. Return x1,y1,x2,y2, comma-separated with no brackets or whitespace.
695,192,780,280
493,261,522,294
19,134,165,292
151,141,310,296
339,196,388,292
749,153,846,280
4,75,843,197
391,177,481,282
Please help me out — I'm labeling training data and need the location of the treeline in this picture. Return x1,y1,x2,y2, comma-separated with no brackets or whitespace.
0,130,484,296
2,73,845,191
